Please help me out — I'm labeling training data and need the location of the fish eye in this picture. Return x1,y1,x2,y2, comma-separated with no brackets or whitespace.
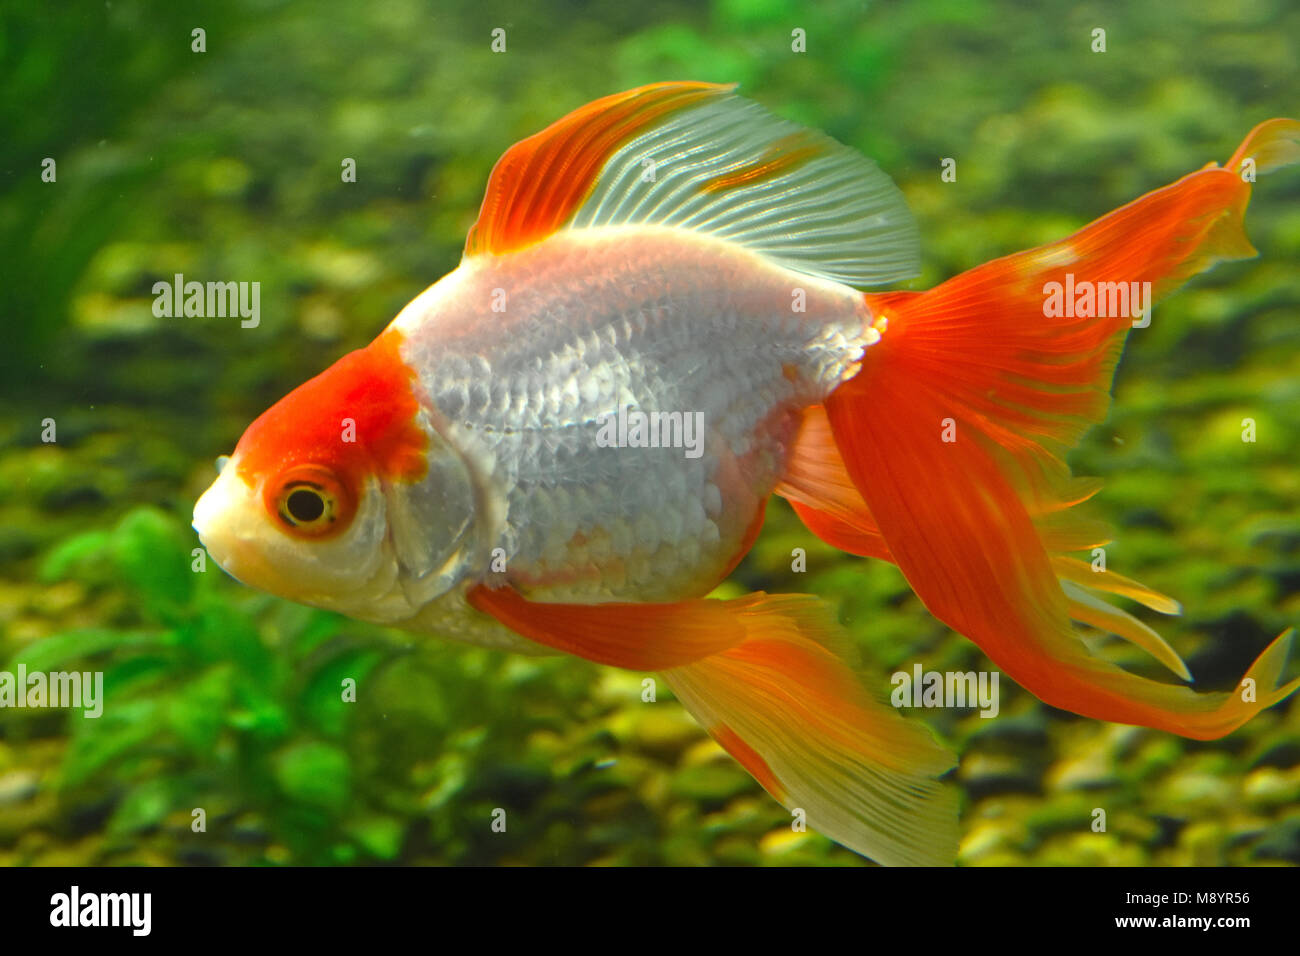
284,485,328,524
268,465,355,539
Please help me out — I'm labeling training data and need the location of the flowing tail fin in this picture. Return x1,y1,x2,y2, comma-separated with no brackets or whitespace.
797,119,1300,740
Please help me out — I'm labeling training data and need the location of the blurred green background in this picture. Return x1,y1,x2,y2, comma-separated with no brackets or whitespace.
2,0,1298,866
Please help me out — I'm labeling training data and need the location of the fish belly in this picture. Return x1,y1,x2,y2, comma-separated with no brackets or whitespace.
393,225,873,602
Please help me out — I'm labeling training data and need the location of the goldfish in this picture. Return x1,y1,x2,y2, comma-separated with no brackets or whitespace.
193,82,1300,865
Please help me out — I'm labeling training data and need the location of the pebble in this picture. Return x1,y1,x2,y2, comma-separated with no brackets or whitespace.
759,827,811,856
960,752,1041,798
958,819,1029,863
1242,766,1300,810
669,764,753,803
0,771,39,807
1037,832,1146,866
1178,820,1227,866
1046,751,1118,792
608,708,701,761
33,581,85,616
1158,767,1234,814
1250,818,1300,864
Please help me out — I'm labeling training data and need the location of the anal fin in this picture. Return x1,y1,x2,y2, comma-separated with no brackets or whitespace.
775,405,893,561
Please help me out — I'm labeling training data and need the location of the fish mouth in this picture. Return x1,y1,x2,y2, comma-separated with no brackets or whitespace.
192,467,277,591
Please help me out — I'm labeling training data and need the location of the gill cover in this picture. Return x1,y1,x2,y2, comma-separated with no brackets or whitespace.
194,328,484,619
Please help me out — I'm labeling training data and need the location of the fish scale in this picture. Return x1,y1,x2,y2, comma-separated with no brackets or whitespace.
392,225,873,602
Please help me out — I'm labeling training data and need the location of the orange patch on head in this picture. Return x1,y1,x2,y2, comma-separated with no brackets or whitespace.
701,132,823,194
233,328,427,530
711,723,786,802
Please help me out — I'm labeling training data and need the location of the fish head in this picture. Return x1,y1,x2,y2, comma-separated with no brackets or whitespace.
192,330,482,622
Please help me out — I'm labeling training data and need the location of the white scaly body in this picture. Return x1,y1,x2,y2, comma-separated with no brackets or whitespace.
393,225,875,605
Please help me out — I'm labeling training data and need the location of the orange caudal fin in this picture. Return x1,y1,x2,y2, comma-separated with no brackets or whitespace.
468,584,957,865
814,121,1300,740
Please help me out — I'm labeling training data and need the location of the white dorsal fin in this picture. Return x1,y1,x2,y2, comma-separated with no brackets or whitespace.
465,83,920,288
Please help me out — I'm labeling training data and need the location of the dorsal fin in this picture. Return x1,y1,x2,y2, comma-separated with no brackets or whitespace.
464,82,920,288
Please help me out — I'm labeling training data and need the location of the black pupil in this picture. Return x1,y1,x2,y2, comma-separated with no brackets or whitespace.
286,488,325,523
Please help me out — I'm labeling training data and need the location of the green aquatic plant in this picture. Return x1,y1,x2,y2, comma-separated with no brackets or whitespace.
13,506,767,866
16,507,396,862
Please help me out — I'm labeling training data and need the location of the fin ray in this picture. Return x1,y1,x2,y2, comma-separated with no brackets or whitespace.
776,404,893,561
819,122,1300,739
467,83,919,286
662,597,957,866
469,584,957,864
